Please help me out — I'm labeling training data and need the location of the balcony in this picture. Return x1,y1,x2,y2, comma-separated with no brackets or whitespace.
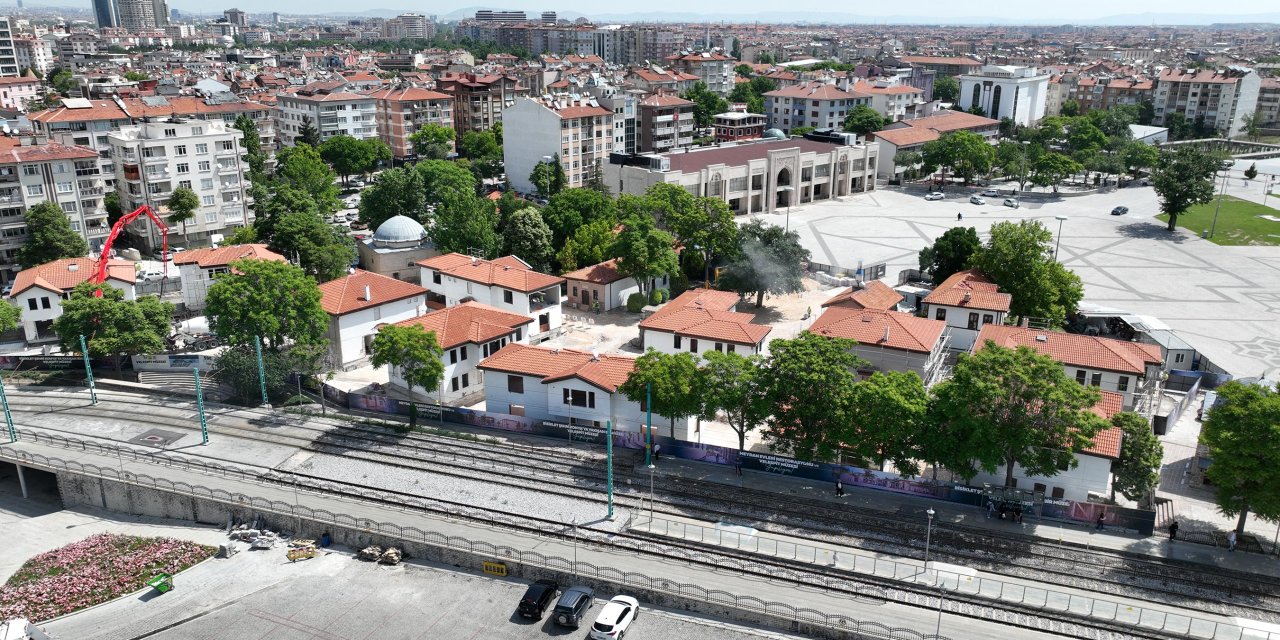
0,173,18,184
142,155,168,165
215,148,238,157
0,194,19,205
79,187,105,196
221,206,245,222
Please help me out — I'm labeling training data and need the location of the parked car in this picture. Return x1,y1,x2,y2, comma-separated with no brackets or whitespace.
982,188,1001,197
349,220,369,230
588,595,639,639
969,195,986,205
1,282,12,297
923,192,944,201
516,579,559,619
333,213,349,224
1111,206,1129,216
139,269,166,283
1003,198,1019,209
552,585,595,628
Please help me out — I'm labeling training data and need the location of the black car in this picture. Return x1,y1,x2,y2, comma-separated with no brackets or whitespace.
1110,206,1129,216
516,579,559,619
552,585,595,628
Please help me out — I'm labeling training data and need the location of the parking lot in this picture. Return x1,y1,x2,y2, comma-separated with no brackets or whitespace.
766,184,1280,377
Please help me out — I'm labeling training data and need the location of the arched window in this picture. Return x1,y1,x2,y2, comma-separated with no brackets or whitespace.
970,84,981,109
990,86,1003,120
777,167,792,186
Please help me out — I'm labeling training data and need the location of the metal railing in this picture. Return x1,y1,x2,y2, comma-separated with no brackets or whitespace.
637,515,1280,640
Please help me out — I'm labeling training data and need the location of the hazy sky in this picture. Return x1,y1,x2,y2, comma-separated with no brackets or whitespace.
161,1,1280,20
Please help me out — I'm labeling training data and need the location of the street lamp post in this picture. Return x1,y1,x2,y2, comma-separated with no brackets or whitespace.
648,463,656,527
1210,166,1230,239
780,185,795,232
571,518,579,577
924,507,936,569
540,155,553,199
1053,215,1068,261
1019,140,1030,193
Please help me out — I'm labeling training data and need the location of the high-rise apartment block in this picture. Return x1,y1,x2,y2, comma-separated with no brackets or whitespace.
1152,67,1260,138
502,95,620,195
367,85,454,160
0,18,18,77
275,82,378,146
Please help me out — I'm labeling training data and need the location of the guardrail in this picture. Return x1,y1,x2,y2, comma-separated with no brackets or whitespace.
635,516,1275,640
0,432,943,640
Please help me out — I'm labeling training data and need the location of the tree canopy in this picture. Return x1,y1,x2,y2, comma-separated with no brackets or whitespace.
270,211,357,282
1152,146,1220,232
680,81,729,128
53,283,173,371
458,130,503,180
1201,381,1280,534
921,130,994,184
611,199,679,295
17,201,89,268
717,219,810,308
699,350,769,451
557,218,619,273
320,135,390,184
0,302,19,334
541,188,618,250
969,220,1084,326
275,144,340,212
649,183,739,283
918,226,980,285
529,154,567,198
932,75,960,103
501,207,554,272
619,350,703,438
842,104,891,136
846,371,929,474
205,258,328,351
357,166,429,229
430,192,501,258
370,324,446,401
1110,411,1163,506
409,123,455,160
164,187,201,240
762,331,866,461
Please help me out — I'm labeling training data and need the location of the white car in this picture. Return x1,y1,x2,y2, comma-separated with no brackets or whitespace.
981,188,1001,197
923,192,944,201
969,195,986,205
1003,198,1019,209
588,595,639,639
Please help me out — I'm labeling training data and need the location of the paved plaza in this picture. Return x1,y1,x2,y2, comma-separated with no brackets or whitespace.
762,178,1280,377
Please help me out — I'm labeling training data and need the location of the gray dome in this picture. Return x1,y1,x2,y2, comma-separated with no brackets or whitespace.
373,215,426,244
764,128,787,140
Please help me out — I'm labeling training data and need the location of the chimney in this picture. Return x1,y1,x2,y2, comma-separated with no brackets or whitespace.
363,285,371,301
963,291,971,303
882,326,890,343
68,263,79,272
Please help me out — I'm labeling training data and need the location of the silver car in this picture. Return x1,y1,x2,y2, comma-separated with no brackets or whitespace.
969,195,985,205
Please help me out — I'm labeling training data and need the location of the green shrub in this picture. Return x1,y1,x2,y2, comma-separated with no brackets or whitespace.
626,293,646,313
649,288,669,305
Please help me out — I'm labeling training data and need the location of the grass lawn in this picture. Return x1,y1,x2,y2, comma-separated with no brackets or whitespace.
1157,195,1280,246
0,534,215,622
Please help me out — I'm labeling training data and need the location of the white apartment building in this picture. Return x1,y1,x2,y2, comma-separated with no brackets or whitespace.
0,138,110,286
664,51,735,96
502,95,619,195
385,13,432,39
109,119,248,250
416,253,565,343
850,79,926,122
957,65,1050,127
1152,67,1261,138
275,83,378,146
13,37,53,76
0,18,16,78
763,82,873,134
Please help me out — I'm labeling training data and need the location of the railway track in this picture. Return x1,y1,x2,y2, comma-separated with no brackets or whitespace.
7,387,1277,628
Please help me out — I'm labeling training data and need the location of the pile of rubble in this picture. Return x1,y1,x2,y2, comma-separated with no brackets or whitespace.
357,545,403,565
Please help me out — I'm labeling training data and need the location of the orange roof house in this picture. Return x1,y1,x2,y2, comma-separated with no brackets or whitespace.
639,288,771,354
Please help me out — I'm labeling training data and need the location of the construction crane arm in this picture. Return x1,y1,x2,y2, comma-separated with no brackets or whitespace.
91,204,169,296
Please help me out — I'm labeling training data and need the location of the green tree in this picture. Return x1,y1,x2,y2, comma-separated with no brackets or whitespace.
1060,100,1080,117
320,135,386,185
994,140,1037,189
557,218,619,273
369,324,446,403
611,201,679,296
529,156,565,198
1244,162,1258,180
459,130,503,179
842,104,890,136
680,81,729,128
223,225,258,246
1151,146,1219,232
215,343,293,403
0,301,20,333
123,70,149,82
357,166,428,229
790,126,815,137
969,220,1084,326
699,350,769,451
648,183,739,281
932,75,960,103
1137,100,1155,126
847,371,929,474
1110,411,1163,506
542,188,618,249
734,63,753,77
164,186,201,241
930,342,1105,486
1030,152,1083,193
717,219,810,308
1201,381,1280,534
409,123,455,160
297,116,321,147
17,201,90,268
1122,142,1160,183
104,191,125,227
251,184,321,244
49,69,77,95
893,150,924,179
53,283,173,371
430,193,500,257
416,158,481,204
205,258,328,351
276,144,340,212
921,130,995,184
1240,112,1260,142
233,114,267,179
501,207,554,272
1066,120,1107,155
271,211,357,281
619,350,703,438
762,331,867,461
918,226,980,285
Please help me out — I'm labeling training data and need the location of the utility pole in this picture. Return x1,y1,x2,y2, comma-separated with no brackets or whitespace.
254,335,268,407
1,371,14,443
606,420,614,520
193,368,208,445
645,383,652,466
79,335,97,405
1210,166,1229,239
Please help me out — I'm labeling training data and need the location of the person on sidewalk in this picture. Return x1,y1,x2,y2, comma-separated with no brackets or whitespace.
653,443,661,462
1169,521,1179,541
1227,530,1237,552
835,478,845,497
830,550,840,567
1096,513,1106,531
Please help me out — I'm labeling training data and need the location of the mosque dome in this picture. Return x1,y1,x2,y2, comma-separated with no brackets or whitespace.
373,215,426,245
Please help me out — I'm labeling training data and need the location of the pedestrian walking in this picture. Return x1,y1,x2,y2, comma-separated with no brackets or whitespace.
835,478,845,497
1014,507,1023,524
1169,520,1179,541
986,500,996,518
734,460,743,476
653,443,661,461
1096,513,1106,531
1227,530,1237,552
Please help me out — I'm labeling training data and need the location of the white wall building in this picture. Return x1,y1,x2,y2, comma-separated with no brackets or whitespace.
275,82,378,146
957,65,1050,127
810,306,949,386
8,258,135,342
502,95,619,196
1152,67,1261,138
417,253,565,343
385,301,533,403
763,81,873,134
109,119,248,250
920,270,1011,351
639,289,771,357
561,258,667,312
0,18,18,77
318,269,429,367
171,244,285,313
13,37,54,76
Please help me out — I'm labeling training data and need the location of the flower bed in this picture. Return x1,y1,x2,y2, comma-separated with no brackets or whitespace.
0,534,216,622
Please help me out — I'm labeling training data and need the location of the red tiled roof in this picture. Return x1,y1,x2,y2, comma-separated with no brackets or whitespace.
640,288,771,346
393,301,530,349
29,99,129,123
922,269,1011,313
478,343,636,393
764,81,869,101
900,56,982,66
416,253,564,293
810,307,946,353
1156,68,1248,85
974,325,1162,375
562,258,626,285
664,137,847,174
366,86,452,102
821,281,903,310
10,257,134,297
900,110,1000,133
171,244,285,269
638,93,695,108
0,138,97,163
318,269,427,316
1079,390,1126,458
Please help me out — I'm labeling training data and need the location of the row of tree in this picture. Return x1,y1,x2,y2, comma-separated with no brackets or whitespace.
623,333,1162,503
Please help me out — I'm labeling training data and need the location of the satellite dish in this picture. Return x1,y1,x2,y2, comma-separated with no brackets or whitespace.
1,125,9,134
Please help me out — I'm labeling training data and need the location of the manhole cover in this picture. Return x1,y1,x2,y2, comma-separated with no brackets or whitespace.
128,428,185,448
